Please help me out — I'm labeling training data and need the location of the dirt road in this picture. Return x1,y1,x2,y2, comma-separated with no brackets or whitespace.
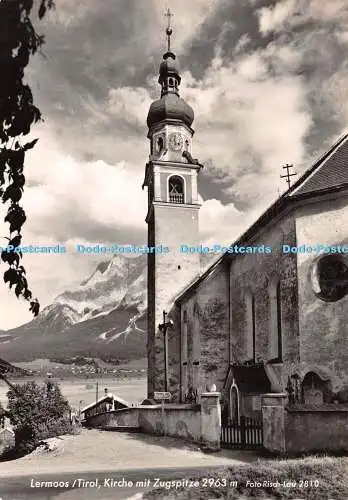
0,428,257,478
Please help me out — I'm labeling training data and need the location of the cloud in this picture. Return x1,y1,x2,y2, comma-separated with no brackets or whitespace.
199,199,240,242
257,0,297,36
254,0,348,145
199,197,266,248
180,50,312,205
234,33,252,53
257,0,348,36
107,87,152,128
20,140,148,242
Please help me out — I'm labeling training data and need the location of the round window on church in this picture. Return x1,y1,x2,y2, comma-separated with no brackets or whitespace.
311,254,348,302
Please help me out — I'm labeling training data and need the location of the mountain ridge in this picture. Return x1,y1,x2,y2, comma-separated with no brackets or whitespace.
0,253,216,362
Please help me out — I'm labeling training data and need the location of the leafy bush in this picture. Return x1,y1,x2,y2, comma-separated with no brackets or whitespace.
6,380,75,455
36,417,79,440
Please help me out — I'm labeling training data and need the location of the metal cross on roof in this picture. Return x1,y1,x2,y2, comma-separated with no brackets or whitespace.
164,8,174,52
280,163,297,189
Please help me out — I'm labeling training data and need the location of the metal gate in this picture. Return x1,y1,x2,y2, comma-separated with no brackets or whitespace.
221,416,263,450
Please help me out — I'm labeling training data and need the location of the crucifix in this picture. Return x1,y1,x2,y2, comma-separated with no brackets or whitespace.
280,163,297,189
158,310,173,392
164,8,174,52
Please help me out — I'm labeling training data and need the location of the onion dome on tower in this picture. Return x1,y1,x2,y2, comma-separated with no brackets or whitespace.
147,11,194,129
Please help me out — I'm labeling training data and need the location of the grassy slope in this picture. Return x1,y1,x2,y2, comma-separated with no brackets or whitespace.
144,456,348,499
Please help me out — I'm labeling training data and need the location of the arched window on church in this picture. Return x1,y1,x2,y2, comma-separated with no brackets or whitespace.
251,294,256,362
245,290,256,362
268,277,283,362
182,310,188,362
192,303,200,390
168,175,184,204
276,282,283,361
181,310,188,401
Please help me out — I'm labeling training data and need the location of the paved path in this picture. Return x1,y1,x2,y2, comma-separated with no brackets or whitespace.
0,429,257,478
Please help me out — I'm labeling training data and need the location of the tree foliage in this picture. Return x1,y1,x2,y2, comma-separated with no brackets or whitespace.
0,0,55,317
6,379,72,453
0,400,5,422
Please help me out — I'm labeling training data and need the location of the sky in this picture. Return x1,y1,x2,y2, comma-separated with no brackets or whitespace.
1,0,348,329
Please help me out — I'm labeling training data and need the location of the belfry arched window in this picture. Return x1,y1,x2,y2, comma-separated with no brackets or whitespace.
168,175,184,204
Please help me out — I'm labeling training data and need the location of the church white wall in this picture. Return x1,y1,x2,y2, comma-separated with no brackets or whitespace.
295,193,348,396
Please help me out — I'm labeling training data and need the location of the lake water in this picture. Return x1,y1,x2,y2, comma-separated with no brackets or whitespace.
0,377,147,411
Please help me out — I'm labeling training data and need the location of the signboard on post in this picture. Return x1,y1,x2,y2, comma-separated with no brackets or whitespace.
154,392,172,400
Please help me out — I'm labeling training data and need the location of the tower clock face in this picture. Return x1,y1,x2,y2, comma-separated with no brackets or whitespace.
168,133,183,151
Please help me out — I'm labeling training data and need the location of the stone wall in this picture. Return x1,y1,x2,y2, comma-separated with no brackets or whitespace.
295,194,348,395
84,393,221,451
261,394,348,455
138,404,201,442
285,406,348,453
85,408,140,429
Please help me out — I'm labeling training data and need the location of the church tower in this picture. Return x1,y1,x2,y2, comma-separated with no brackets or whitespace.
143,12,202,398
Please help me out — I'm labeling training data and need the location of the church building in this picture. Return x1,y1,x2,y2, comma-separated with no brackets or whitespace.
142,21,348,421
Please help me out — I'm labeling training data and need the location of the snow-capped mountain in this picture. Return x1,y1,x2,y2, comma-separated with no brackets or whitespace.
0,252,216,362
53,254,147,321
0,254,148,362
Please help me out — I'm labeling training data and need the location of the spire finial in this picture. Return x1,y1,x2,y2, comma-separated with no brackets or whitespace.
164,8,174,52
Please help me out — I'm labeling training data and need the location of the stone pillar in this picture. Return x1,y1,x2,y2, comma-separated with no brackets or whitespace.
261,393,288,454
200,392,221,451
